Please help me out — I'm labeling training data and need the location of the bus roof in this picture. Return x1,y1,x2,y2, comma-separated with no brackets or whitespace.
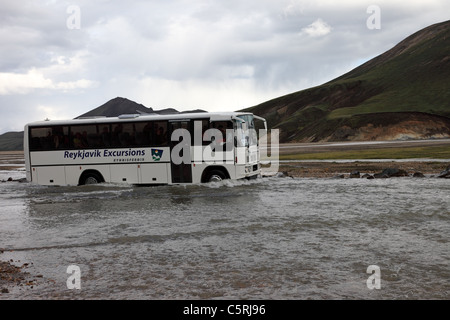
25,111,258,127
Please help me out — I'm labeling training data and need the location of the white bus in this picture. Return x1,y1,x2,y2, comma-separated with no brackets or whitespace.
24,112,267,186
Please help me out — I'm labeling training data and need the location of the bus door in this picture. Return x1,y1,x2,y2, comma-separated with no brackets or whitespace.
169,120,193,183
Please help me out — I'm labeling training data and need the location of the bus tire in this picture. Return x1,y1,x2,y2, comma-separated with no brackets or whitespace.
79,171,104,185
206,169,227,183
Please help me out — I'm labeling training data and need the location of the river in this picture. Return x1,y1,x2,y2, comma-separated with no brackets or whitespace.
0,169,449,300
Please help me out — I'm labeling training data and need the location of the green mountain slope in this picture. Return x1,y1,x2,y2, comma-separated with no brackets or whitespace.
243,20,450,142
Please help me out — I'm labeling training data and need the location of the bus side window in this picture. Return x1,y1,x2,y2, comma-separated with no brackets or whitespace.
52,126,69,150
99,125,111,147
30,136,41,150
70,125,99,149
30,127,49,151
119,123,135,146
111,124,123,147
153,121,168,146
209,121,233,150
135,122,152,146
72,132,86,148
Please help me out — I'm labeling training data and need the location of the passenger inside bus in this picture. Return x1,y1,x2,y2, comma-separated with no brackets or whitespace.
155,126,167,145
73,133,86,148
101,126,110,146
111,124,123,146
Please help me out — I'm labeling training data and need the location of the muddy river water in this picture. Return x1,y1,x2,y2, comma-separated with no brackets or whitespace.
0,170,449,299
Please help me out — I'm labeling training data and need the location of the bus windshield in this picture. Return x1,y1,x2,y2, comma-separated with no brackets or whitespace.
237,114,258,147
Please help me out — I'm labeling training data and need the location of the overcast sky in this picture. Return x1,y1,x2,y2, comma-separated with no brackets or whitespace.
0,0,448,133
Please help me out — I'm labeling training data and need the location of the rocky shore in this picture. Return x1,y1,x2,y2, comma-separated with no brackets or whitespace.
0,259,33,294
0,252,46,295
275,161,450,179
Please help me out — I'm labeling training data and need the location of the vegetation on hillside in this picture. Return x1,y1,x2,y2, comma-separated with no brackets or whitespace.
244,20,450,142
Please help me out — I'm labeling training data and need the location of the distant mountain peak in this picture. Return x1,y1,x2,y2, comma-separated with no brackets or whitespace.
75,97,153,119
75,97,207,119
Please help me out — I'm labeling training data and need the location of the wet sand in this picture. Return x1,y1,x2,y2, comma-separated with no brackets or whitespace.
0,151,25,171
0,260,38,294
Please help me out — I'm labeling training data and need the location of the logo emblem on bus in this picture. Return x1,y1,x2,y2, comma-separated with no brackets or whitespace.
151,149,163,161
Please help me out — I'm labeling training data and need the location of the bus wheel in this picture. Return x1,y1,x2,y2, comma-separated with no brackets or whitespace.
80,172,103,185
207,170,226,182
